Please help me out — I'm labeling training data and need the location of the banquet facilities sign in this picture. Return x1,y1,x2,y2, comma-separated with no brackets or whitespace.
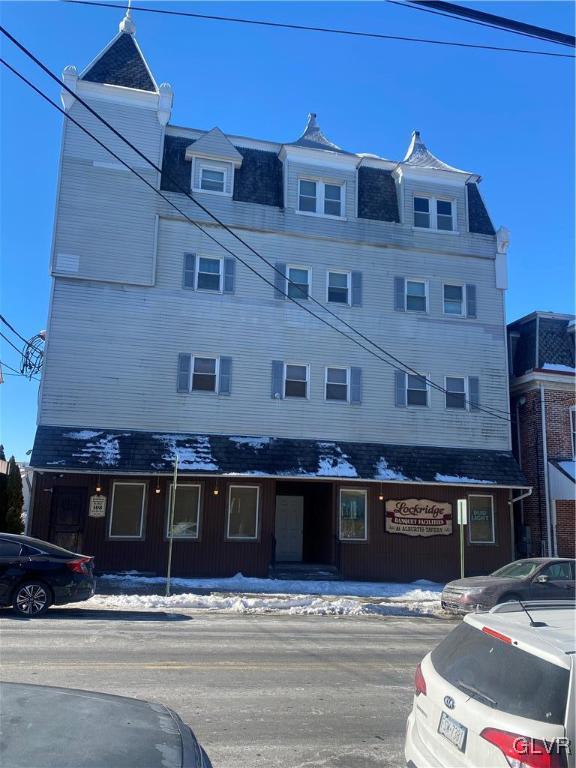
385,499,453,537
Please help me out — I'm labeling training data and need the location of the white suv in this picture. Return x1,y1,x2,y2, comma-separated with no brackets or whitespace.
405,601,575,767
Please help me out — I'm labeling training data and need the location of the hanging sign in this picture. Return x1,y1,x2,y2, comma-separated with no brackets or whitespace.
89,494,107,518
385,499,452,537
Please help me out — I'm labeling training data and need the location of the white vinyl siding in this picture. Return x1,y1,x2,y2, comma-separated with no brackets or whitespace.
166,484,201,539
109,483,146,539
468,495,495,544
339,489,367,541
227,486,259,540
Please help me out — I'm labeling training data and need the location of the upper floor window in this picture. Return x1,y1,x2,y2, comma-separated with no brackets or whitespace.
196,256,223,292
407,373,429,407
325,367,349,401
327,271,350,304
287,266,310,300
284,364,309,398
443,284,464,316
192,357,218,392
414,196,454,231
201,167,225,193
298,179,344,218
406,280,428,312
445,376,467,409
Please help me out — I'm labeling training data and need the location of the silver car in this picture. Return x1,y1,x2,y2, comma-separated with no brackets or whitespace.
441,557,575,613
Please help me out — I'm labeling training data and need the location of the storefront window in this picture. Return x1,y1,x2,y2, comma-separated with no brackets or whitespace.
166,485,200,539
227,486,259,539
109,483,146,538
339,489,367,541
468,495,494,544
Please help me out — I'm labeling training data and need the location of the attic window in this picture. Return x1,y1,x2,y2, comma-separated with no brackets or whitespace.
414,196,454,232
200,167,225,193
298,179,344,218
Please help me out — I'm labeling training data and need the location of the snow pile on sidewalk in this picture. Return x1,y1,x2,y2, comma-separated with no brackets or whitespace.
91,572,446,617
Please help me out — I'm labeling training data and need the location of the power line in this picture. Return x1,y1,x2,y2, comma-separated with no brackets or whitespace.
60,0,574,59
0,359,40,382
0,314,37,351
405,0,575,48
0,330,24,358
0,37,512,422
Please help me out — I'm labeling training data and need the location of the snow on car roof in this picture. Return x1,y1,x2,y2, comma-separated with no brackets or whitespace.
466,604,575,668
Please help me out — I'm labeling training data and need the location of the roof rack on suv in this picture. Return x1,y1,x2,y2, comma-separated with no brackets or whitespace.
490,600,575,614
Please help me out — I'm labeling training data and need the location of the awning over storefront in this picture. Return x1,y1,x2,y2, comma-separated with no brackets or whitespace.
30,425,528,488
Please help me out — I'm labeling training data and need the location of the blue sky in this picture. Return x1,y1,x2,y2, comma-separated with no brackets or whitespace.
1,1,574,461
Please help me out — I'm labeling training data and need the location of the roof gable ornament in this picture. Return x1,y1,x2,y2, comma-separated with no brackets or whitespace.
119,0,136,35
402,129,471,175
291,112,345,153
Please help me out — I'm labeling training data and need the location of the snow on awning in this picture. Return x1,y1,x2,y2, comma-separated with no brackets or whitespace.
30,426,528,488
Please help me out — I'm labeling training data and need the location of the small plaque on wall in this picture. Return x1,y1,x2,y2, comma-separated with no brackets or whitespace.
89,494,107,518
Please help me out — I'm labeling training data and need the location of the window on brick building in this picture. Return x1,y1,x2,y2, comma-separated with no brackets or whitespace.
571,406,576,457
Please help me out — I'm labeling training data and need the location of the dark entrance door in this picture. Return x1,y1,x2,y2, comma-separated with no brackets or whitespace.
50,487,87,552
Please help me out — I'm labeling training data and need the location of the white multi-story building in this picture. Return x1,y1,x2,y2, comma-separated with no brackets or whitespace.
29,9,526,580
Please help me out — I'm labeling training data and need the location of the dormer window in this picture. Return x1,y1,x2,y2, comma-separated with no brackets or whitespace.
413,196,454,231
192,158,233,197
298,179,344,218
200,167,225,193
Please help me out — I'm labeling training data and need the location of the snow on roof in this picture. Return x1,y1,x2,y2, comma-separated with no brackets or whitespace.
542,364,576,374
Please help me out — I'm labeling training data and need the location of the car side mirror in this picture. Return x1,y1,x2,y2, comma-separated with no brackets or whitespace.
534,574,549,584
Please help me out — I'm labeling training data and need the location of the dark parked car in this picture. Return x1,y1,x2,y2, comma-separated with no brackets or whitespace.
441,557,575,613
0,682,208,767
0,533,95,616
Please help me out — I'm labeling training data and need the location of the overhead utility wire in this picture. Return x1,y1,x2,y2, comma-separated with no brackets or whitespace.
0,33,512,421
388,0,573,48
0,37,513,420
0,359,40,381
0,314,36,351
0,45,512,423
61,1,574,59
405,0,575,48
0,330,25,358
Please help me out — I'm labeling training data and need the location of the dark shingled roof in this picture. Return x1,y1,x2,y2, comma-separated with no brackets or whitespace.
31,426,527,487
82,33,156,92
160,136,284,207
357,167,400,223
467,183,495,236
509,314,575,377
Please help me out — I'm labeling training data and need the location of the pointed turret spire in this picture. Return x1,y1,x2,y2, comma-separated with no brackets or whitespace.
402,129,470,174
291,112,346,153
119,0,136,35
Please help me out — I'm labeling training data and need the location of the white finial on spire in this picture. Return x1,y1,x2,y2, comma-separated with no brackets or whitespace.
119,0,136,35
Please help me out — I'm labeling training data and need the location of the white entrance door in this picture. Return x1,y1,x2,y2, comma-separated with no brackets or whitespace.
275,496,304,562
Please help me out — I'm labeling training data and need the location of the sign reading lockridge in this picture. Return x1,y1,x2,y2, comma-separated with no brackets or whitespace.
385,499,452,537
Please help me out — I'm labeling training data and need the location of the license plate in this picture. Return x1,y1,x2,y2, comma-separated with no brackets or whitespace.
438,711,467,752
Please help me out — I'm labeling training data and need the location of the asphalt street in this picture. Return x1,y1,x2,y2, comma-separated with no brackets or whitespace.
0,607,457,768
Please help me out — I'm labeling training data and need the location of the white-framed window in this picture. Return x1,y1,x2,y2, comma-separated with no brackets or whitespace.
445,376,467,410
325,367,349,402
468,495,495,544
298,179,344,218
166,484,201,539
570,406,576,457
414,196,454,231
407,373,429,407
284,363,309,398
192,356,218,392
109,483,146,539
327,271,350,304
196,256,223,292
405,280,428,312
339,488,367,541
443,284,465,316
227,485,259,540
287,266,310,300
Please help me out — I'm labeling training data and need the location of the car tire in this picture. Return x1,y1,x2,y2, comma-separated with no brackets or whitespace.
498,592,521,605
12,581,52,617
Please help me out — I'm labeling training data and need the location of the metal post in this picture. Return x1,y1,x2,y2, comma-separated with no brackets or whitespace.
457,499,467,580
165,454,178,597
459,520,465,579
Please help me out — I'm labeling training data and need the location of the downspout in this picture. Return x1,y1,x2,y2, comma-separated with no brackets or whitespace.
539,384,553,556
508,487,532,560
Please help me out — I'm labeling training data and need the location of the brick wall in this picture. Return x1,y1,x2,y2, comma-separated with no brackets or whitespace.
512,385,575,557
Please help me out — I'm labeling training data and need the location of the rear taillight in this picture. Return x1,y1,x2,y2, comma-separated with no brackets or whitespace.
481,728,567,768
414,662,427,696
66,557,92,575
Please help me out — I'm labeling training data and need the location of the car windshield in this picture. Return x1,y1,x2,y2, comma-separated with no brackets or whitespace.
490,561,540,579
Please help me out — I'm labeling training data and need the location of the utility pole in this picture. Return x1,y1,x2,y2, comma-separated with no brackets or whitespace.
457,499,467,579
165,453,179,597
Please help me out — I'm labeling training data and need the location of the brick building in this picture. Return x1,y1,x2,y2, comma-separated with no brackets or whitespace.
509,312,575,557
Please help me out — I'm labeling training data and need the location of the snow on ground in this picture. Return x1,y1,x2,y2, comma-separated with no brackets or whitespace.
93,572,446,617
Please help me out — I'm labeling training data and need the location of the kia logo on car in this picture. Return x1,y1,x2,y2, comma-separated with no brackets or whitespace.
444,696,455,710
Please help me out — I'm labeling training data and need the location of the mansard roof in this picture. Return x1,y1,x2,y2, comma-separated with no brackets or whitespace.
184,127,244,166
508,312,575,377
81,27,157,92
30,425,527,488
290,113,350,154
402,130,472,174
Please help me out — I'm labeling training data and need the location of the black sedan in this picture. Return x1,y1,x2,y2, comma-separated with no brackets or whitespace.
0,682,208,767
0,533,95,616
